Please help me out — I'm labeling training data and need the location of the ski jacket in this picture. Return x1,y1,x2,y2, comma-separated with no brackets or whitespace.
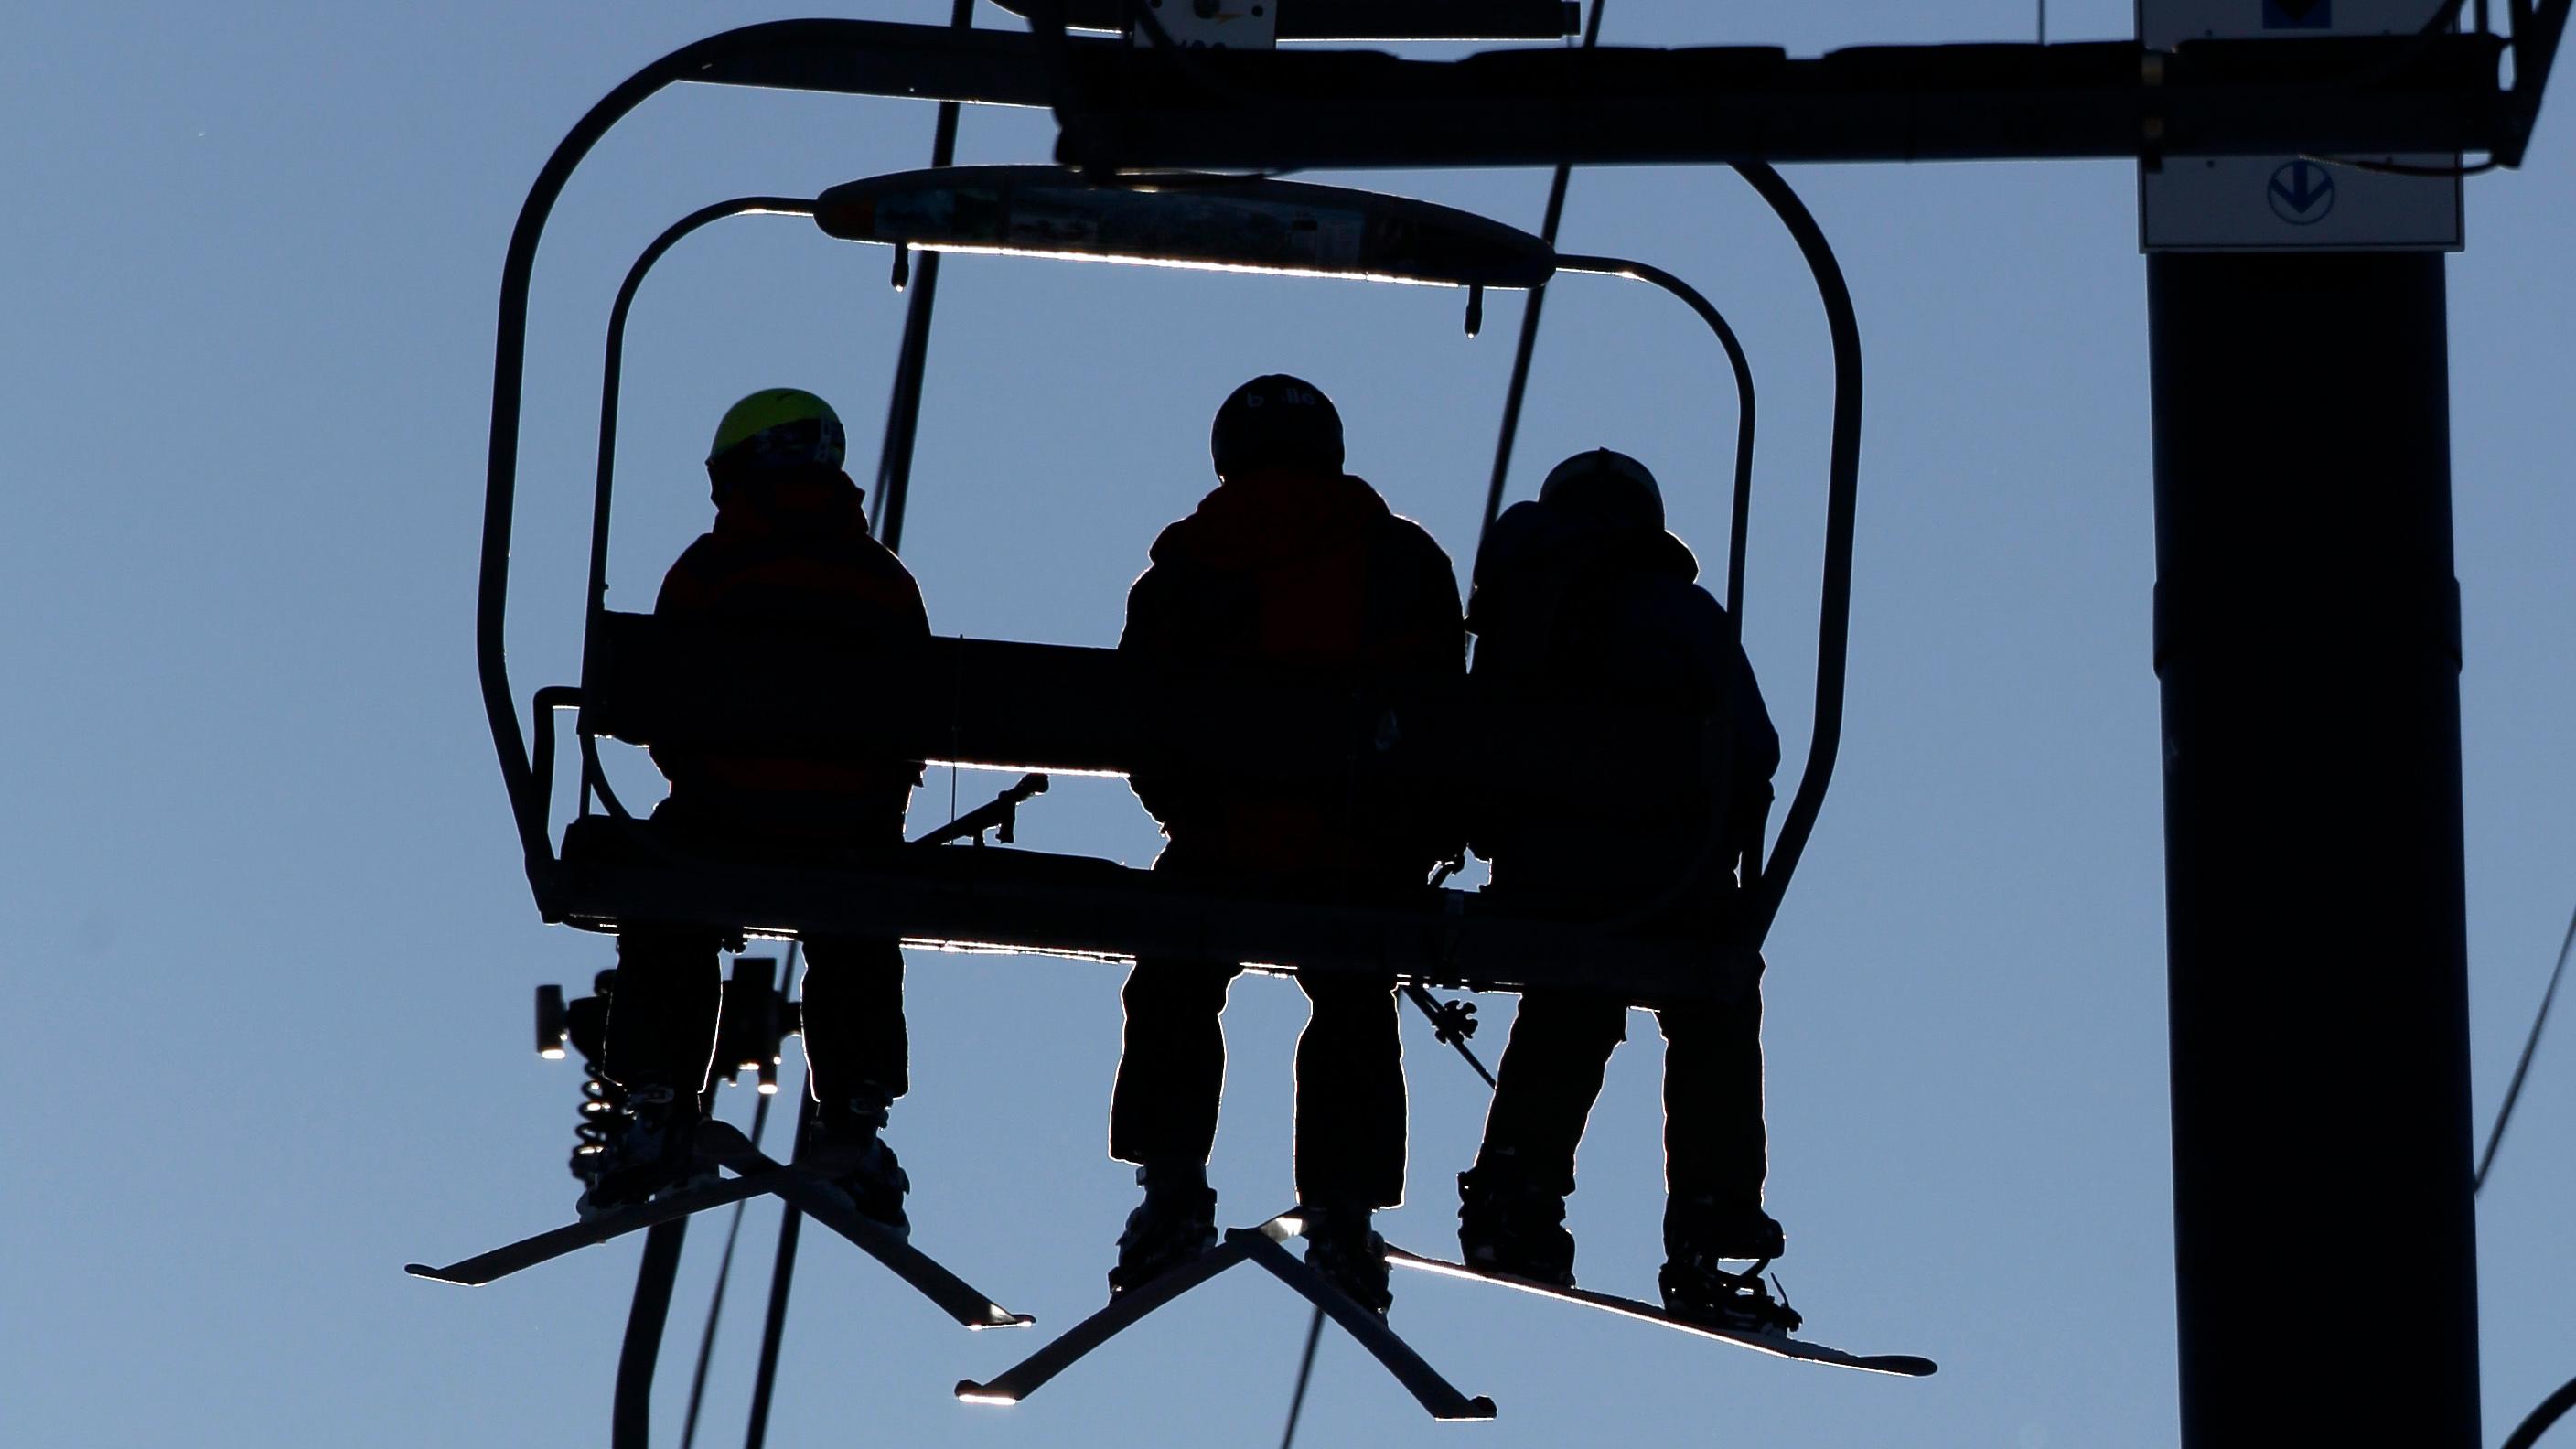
650,467,929,839
1466,498,1777,901
1121,467,1465,875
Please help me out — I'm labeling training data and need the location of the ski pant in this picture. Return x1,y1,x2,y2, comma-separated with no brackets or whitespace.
1107,847,1409,1209
605,927,908,1108
1472,976,1766,1208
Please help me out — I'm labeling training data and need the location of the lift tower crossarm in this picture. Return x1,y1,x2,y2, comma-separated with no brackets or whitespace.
1048,35,2515,172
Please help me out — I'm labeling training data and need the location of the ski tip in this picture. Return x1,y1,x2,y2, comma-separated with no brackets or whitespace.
954,1379,1019,1406
1445,1395,1500,1421
403,1263,472,1284
1860,1354,1938,1377
970,1310,1037,1330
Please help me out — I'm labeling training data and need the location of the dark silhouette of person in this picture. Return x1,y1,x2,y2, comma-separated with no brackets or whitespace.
1107,375,1465,1313
591,388,928,1236
1453,448,1797,1333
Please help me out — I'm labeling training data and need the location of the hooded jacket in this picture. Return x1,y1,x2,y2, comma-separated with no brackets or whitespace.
1121,467,1465,873
650,466,929,837
1466,498,1777,896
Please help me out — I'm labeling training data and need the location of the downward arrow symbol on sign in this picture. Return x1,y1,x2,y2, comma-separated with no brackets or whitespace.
2269,161,2335,220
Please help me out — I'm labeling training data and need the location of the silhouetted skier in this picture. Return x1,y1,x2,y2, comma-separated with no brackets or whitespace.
1454,449,1797,1334
591,388,927,1238
1107,375,1465,1313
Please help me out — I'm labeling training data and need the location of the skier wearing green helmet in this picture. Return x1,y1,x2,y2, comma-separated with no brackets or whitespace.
590,388,930,1237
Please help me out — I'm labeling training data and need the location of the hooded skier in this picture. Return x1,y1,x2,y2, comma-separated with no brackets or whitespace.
1105,375,1465,1314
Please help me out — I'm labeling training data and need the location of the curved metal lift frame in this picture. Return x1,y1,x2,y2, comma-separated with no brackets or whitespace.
456,13,1865,1435
479,41,1859,1003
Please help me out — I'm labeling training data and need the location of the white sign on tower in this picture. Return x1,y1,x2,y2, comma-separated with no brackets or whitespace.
2138,0,2464,251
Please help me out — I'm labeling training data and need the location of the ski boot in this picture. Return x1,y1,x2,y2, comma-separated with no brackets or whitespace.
577,1085,704,1220
1108,1164,1218,1295
1659,1193,1798,1335
1301,1205,1393,1315
799,1094,911,1241
1456,1154,1577,1288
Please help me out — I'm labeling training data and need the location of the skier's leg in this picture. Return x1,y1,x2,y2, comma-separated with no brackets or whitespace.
1455,989,1624,1283
1658,969,1781,1261
1107,958,1240,1168
1293,968,1404,1313
1469,990,1628,1197
1653,972,1798,1332
799,934,913,1233
588,924,723,1213
1105,956,1237,1290
603,924,724,1096
1292,971,1407,1211
800,934,909,1107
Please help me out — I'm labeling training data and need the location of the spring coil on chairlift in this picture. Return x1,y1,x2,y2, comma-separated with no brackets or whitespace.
572,1065,625,1183
555,970,626,1184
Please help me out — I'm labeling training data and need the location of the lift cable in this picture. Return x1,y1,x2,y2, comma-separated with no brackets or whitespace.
2474,904,2576,1449
741,1093,818,1449
1275,1300,1332,1449
676,945,796,1449
1478,0,1611,552
2474,901,2576,1195
871,0,976,554
2505,1374,2576,1449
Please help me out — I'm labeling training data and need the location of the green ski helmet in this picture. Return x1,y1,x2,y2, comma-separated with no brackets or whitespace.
707,388,848,471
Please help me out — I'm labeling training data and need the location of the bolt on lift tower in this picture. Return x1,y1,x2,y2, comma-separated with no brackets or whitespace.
2141,5,2477,1444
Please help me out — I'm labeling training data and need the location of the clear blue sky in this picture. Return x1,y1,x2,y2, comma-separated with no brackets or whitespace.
5,3,2572,1446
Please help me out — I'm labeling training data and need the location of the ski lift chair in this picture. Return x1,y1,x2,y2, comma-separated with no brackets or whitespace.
456,17,1866,1430
485,166,1852,1012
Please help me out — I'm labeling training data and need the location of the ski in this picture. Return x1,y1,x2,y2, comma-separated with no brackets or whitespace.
954,1236,1260,1406
1382,1243,1937,1377
1233,1223,1497,1421
405,1166,790,1287
956,1212,1494,1421
692,1120,1031,1331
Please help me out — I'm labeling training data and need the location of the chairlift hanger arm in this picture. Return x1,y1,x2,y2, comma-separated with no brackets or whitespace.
1047,33,2517,172
1726,163,1859,944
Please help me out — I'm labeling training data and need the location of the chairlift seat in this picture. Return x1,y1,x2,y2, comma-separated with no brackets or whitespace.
554,814,1753,1005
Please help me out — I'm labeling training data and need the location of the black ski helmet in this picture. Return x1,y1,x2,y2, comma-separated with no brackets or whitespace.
1539,448,1665,532
1209,374,1344,478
